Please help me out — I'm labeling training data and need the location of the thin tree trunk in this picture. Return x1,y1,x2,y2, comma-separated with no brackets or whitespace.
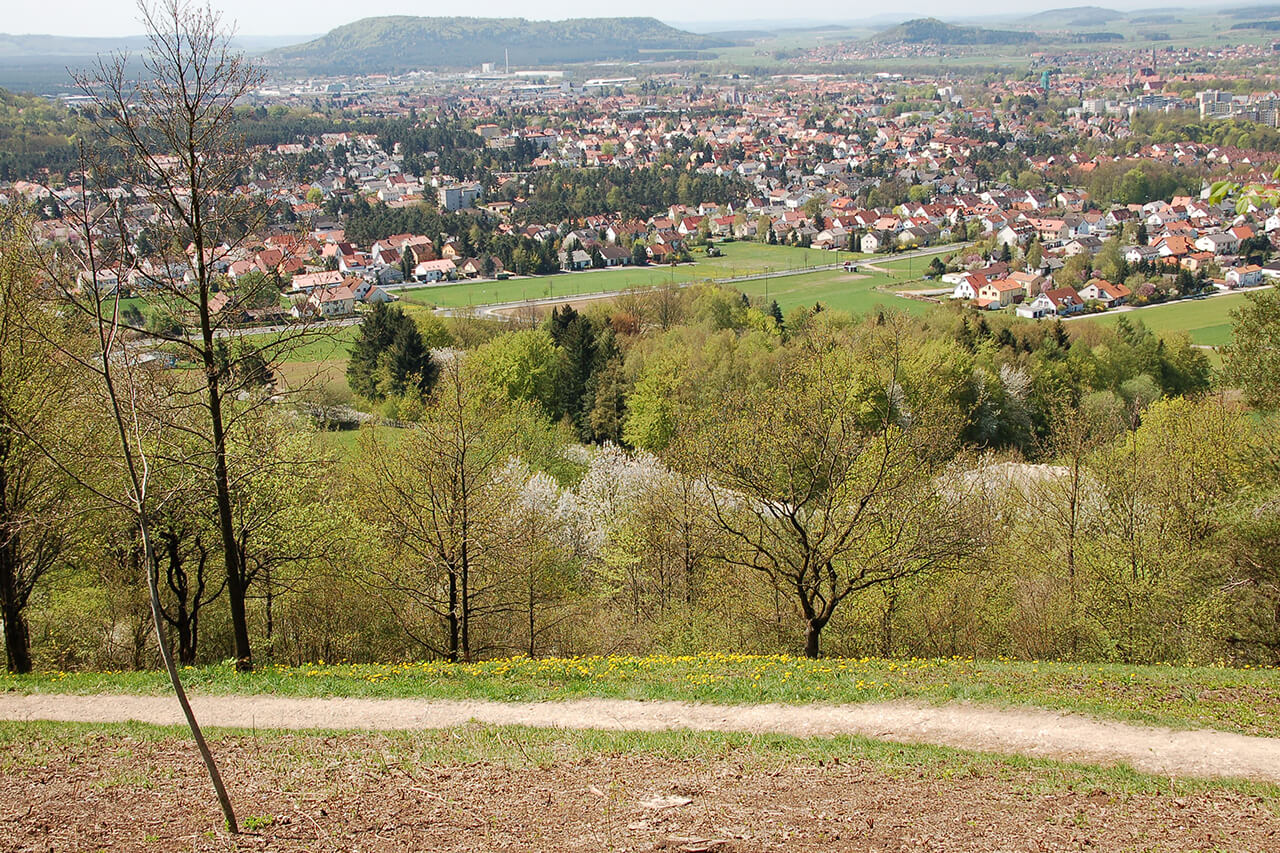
264,564,274,663
140,517,238,833
528,555,537,659
95,330,239,832
447,569,459,663
84,193,238,830
461,553,472,663
206,361,252,673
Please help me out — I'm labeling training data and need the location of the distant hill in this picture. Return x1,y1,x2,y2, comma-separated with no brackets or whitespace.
269,17,729,74
872,18,1036,45
1231,19,1280,30
1019,6,1126,27
1223,5,1280,19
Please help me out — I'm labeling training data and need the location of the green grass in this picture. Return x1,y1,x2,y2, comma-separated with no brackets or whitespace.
742,270,934,315
397,243,868,310
733,251,952,315
318,427,364,455
1,719,1276,804
1080,292,1260,347
239,325,358,363
400,245,954,317
8,653,1279,738
401,265,700,307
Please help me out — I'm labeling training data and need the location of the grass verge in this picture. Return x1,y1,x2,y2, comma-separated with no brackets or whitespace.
6,654,1280,738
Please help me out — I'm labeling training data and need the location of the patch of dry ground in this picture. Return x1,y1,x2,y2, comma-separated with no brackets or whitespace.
3,729,1279,852
5,693,1280,783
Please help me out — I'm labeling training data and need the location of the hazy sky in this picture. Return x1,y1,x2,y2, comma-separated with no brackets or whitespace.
7,0,1200,38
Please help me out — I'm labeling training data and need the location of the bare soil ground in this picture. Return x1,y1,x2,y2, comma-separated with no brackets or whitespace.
3,728,1278,852
5,694,1280,783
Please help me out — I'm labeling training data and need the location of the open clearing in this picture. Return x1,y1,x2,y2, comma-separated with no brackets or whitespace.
5,692,1280,784
395,245,953,315
396,243,856,310
1079,292,1254,347
3,721,1279,852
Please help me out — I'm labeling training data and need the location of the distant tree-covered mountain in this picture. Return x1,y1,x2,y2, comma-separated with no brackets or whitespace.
269,16,729,74
1019,7,1126,27
872,18,1036,46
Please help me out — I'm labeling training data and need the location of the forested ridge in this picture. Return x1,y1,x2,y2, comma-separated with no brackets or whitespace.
269,16,729,74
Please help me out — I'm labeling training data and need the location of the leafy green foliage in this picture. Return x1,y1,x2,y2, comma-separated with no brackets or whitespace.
1222,290,1280,411
347,303,438,403
0,88,79,180
468,329,562,413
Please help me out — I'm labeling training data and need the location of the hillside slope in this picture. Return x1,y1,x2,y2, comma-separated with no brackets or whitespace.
269,16,728,73
873,17,1036,45
1020,6,1126,27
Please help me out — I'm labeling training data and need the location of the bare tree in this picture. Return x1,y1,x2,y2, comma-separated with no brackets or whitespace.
13,178,241,829
351,360,531,662
69,0,319,672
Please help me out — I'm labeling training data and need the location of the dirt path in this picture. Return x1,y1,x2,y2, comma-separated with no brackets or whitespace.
5,694,1280,783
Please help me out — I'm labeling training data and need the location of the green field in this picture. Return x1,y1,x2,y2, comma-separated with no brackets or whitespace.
1080,292,1258,347
736,262,940,316
399,245,955,317
9,653,1279,738
397,243,866,309
237,324,358,363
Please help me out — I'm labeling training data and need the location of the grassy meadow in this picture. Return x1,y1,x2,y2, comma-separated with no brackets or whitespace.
398,244,952,315
1079,292,1254,347
397,243,865,309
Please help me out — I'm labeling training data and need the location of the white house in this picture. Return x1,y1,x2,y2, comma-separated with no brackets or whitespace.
1015,292,1057,319
1225,264,1264,288
950,273,984,301
996,223,1034,248
1194,232,1240,255
293,282,355,318
413,259,457,283
1124,245,1161,265
290,270,345,292
861,230,893,253
349,278,393,303
1078,279,1131,308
